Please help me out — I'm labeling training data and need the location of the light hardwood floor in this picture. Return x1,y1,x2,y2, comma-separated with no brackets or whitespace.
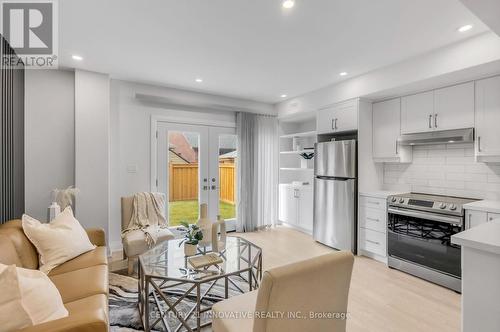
111,226,461,332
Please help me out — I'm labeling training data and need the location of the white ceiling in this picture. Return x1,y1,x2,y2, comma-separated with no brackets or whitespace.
59,0,489,103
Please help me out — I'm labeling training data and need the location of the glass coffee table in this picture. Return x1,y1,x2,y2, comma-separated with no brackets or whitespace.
138,236,262,332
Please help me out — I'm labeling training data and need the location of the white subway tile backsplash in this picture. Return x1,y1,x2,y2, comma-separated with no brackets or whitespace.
383,143,500,199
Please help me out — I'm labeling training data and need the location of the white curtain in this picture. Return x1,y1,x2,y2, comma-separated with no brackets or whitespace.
236,112,279,232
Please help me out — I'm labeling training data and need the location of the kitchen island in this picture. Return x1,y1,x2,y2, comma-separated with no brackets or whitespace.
452,221,500,332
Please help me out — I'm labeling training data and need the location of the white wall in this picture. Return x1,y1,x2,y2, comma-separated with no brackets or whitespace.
276,32,500,116
24,70,75,221
75,70,110,237
383,143,500,200
108,80,238,251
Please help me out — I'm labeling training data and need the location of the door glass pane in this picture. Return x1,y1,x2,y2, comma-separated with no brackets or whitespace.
219,135,237,220
168,131,199,226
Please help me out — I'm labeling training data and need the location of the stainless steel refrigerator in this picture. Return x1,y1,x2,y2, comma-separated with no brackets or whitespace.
313,139,357,252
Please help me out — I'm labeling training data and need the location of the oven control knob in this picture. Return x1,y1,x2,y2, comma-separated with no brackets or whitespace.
399,198,405,203
439,203,447,209
391,197,397,203
450,204,457,211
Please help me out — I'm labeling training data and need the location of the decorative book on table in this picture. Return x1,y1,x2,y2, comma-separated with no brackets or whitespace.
188,253,223,269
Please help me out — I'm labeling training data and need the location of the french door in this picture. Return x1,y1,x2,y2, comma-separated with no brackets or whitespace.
156,122,237,227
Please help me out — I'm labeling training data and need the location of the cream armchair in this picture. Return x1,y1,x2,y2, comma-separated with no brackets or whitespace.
212,251,354,332
121,195,175,274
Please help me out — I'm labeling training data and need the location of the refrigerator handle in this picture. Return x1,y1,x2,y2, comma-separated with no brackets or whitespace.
315,176,351,181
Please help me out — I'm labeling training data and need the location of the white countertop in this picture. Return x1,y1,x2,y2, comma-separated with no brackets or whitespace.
359,190,406,199
463,200,500,214
452,221,500,255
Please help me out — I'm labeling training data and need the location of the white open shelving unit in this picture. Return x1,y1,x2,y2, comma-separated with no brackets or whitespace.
278,115,317,235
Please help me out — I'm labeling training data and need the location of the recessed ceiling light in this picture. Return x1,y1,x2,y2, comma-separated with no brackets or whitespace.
195,78,203,83
339,72,348,76
280,94,287,98
72,55,83,61
458,24,473,33
282,0,294,9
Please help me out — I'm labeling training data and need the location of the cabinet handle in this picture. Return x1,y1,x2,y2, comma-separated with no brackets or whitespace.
434,114,438,128
332,119,335,130
428,114,432,129
366,217,380,222
335,118,338,130
366,239,380,245
395,141,398,155
478,136,481,152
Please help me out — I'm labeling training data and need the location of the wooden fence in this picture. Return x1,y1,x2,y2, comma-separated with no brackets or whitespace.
169,163,235,204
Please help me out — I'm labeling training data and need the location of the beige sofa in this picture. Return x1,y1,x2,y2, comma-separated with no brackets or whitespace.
0,220,109,332
212,251,354,332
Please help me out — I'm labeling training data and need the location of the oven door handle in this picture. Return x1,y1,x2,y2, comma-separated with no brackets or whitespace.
387,207,463,226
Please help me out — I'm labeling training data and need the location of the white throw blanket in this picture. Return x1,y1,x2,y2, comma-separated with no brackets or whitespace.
121,192,168,247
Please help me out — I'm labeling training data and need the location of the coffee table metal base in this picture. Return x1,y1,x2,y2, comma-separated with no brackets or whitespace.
138,247,262,331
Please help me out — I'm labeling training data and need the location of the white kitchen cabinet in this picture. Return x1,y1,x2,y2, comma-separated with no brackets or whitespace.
475,76,500,162
358,193,389,262
465,210,487,229
372,98,412,163
317,99,358,134
297,186,313,232
278,184,313,234
279,185,297,226
434,82,474,131
401,91,434,134
401,82,474,135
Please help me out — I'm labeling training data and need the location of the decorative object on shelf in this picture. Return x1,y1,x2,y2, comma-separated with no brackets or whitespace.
188,252,223,269
299,152,314,159
179,221,203,256
300,152,314,169
47,201,61,222
197,203,212,246
51,186,79,212
292,137,301,151
211,215,227,253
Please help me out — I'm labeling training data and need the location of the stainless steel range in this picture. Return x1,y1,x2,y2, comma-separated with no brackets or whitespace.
387,193,478,292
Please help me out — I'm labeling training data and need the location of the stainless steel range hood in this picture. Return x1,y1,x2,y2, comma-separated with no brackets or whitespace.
398,128,474,146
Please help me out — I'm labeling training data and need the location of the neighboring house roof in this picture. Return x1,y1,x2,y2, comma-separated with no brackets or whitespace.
219,150,237,159
169,149,189,164
169,132,198,163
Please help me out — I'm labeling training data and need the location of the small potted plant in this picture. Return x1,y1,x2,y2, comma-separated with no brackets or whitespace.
179,221,203,256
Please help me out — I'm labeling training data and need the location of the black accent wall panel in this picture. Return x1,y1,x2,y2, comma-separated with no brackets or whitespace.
0,34,24,223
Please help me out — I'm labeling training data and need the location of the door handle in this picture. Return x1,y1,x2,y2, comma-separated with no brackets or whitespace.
434,114,438,128
211,185,219,190
203,186,209,191
478,136,481,152
428,114,432,129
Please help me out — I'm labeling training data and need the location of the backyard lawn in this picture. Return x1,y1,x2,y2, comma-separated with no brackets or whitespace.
168,200,235,226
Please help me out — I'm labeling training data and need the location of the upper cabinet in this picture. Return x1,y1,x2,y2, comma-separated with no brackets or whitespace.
372,98,412,163
401,82,474,134
317,99,358,134
434,82,474,131
475,76,500,162
401,91,434,134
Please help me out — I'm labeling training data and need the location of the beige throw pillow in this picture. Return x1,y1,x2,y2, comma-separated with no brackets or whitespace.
0,264,68,331
22,207,96,274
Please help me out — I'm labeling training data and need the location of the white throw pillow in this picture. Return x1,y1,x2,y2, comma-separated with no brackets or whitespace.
0,264,68,331
22,207,96,274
